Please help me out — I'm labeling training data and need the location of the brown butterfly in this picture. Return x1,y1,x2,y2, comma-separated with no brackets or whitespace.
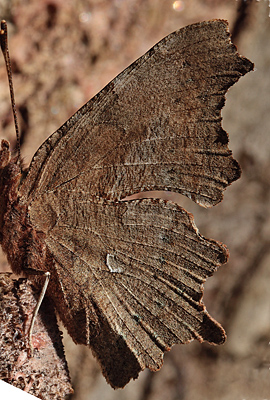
0,19,253,388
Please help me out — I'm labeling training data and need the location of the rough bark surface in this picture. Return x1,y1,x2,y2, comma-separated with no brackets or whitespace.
0,274,73,399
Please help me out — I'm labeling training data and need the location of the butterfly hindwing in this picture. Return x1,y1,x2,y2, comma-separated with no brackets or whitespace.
29,195,227,387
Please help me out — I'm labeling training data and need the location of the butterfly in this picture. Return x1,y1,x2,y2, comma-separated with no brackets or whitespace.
0,19,253,388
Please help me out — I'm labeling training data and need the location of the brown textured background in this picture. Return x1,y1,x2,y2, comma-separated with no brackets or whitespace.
0,0,269,399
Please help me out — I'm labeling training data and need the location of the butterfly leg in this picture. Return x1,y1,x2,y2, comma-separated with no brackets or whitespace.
23,269,50,356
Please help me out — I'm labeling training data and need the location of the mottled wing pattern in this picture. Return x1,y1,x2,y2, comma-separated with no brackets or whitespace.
20,20,253,207
18,20,254,387
30,196,227,387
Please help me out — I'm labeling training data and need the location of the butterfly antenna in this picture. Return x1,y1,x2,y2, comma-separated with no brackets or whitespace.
0,20,21,164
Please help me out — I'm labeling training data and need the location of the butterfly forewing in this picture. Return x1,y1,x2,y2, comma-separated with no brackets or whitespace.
20,20,252,207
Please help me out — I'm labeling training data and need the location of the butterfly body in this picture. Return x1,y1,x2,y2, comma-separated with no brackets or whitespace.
0,20,253,388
